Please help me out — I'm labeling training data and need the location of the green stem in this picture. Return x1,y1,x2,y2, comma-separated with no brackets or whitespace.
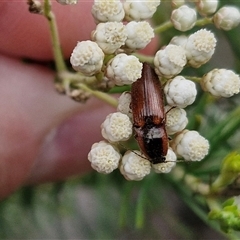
135,188,146,229
135,177,153,229
58,71,97,84
77,83,118,107
195,17,213,27
210,176,226,194
43,0,66,72
183,76,202,83
119,182,134,227
206,197,221,212
154,16,212,35
154,20,173,34
132,53,154,64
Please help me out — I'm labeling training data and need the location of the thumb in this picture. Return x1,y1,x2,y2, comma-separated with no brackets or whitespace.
0,55,114,199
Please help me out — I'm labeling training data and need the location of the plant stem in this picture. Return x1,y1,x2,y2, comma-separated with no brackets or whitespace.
154,20,173,34
195,17,213,27
183,76,202,83
132,53,154,64
154,16,212,35
43,0,66,72
206,197,221,213
58,71,97,84
77,83,118,107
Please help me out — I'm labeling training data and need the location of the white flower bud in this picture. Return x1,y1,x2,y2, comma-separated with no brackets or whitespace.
171,0,185,9
70,40,104,76
124,21,154,51
200,69,240,97
169,35,188,48
91,22,127,54
171,130,209,161
154,44,187,79
185,29,216,68
88,141,121,174
101,112,133,143
106,53,143,86
56,0,78,4
164,76,197,108
152,148,177,173
196,0,218,16
165,106,188,135
124,0,161,21
213,6,240,31
171,5,197,31
119,151,151,181
117,92,132,118
91,0,125,23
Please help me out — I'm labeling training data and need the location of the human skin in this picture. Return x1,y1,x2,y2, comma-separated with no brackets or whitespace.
0,1,157,199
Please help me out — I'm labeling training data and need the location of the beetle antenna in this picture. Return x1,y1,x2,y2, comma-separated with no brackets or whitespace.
117,142,149,160
117,142,191,164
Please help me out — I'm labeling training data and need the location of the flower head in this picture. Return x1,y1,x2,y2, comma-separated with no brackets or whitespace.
196,0,218,16
169,35,188,48
124,0,161,21
91,22,127,54
117,92,132,118
164,76,197,108
165,106,188,135
101,112,133,142
171,130,209,161
171,5,197,32
201,68,240,97
119,150,151,181
106,53,143,86
185,29,217,68
124,21,154,51
213,6,240,31
154,44,187,78
152,148,177,173
91,0,125,23
88,141,121,174
70,40,104,75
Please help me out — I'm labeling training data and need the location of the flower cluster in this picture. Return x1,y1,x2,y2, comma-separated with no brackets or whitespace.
67,0,240,181
70,0,157,82
209,196,240,232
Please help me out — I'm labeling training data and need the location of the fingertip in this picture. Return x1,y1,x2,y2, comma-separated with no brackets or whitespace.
0,55,116,196
0,55,81,198
26,101,115,184
0,1,95,60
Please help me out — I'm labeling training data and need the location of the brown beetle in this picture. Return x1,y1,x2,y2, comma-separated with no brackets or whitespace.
131,62,168,164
